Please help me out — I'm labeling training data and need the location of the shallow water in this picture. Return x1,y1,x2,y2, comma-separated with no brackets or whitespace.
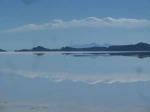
0,53,150,112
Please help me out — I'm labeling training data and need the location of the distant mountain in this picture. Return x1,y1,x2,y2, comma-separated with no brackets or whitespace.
32,46,51,51
15,45,107,52
15,46,56,52
61,46,107,51
0,49,6,52
107,42,150,51
102,43,111,48
15,42,150,52
71,43,111,48
71,43,99,48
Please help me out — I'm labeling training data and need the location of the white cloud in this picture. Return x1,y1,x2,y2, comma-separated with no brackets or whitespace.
2,69,150,84
2,17,150,33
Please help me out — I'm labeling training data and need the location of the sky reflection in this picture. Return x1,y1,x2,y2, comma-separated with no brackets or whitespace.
0,53,150,111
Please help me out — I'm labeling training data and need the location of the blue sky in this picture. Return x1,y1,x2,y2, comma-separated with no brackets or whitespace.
0,0,150,50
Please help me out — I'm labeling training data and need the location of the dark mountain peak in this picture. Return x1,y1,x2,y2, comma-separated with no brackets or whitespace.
33,46,45,49
70,43,111,48
0,49,6,52
135,42,149,46
32,46,50,51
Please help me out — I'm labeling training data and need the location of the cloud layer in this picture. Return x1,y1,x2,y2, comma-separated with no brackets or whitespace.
2,17,150,33
2,69,150,84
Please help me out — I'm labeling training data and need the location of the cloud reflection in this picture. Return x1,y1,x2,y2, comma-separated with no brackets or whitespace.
1,69,150,84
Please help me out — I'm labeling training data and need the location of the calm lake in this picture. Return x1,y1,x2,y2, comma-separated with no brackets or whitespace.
0,53,150,112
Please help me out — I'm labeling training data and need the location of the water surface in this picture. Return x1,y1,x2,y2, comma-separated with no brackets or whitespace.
0,53,150,112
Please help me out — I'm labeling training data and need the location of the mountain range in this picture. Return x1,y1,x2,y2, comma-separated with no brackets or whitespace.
0,42,149,52
15,42,150,52
70,43,111,48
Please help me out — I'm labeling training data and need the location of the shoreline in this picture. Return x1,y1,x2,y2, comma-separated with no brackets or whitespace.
0,51,150,54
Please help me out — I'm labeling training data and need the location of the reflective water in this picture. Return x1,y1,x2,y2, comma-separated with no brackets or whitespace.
0,53,150,112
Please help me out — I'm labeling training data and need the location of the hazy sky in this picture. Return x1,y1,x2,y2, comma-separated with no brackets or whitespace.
0,0,150,50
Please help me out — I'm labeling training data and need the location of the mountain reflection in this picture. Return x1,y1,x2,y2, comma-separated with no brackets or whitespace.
62,53,150,59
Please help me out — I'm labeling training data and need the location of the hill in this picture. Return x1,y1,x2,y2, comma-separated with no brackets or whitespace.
15,42,150,52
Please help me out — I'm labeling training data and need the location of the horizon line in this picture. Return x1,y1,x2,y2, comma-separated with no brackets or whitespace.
0,51,150,54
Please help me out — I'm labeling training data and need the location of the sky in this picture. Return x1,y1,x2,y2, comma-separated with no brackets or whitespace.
0,0,150,50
